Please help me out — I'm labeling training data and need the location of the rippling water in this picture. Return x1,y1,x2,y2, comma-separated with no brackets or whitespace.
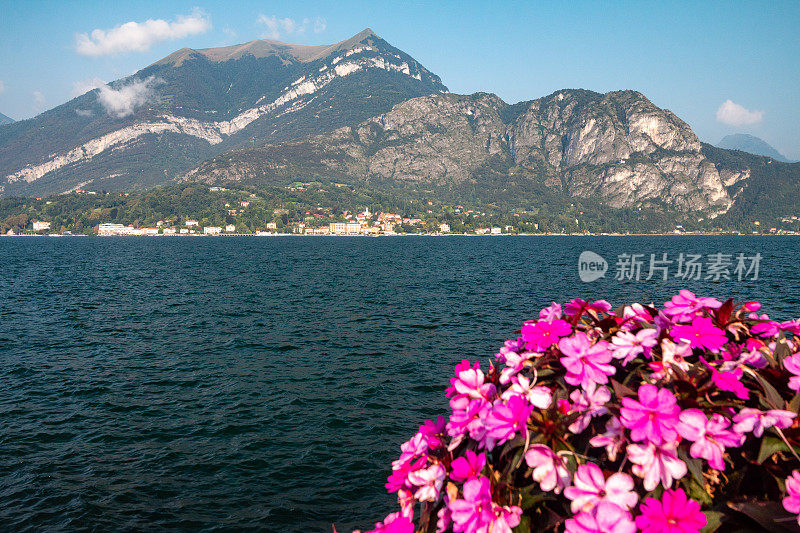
2,235,800,531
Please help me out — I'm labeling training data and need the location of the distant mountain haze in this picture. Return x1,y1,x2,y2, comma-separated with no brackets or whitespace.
717,134,793,163
0,113,14,126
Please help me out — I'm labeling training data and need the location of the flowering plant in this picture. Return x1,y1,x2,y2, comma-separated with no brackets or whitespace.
356,292,800,532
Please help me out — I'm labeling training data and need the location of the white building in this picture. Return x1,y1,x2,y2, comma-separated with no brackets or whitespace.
204,226,222,235
266,222,277,230
186,220,199,227
32,221,51,231
439,223,450,233
98,223,134,236
225,224,236,232
163,228,177,235
490,227,502,235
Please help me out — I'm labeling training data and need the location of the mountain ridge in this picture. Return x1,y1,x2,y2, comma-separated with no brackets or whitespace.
182,88,741,217
0,28,446,197
0,113,13,126
717,133,792,163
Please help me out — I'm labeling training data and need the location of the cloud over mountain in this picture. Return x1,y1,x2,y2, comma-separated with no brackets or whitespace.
96,77,160,118
75,9,211,56
256,15,326,39
716,99,764,126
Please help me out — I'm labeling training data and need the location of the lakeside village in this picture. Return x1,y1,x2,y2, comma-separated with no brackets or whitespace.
6,206,506,237
5,185,800,237
89,207,473,236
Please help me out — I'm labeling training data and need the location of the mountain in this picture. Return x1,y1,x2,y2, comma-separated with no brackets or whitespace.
717,134,793,163
0,29,446,197
183,89,748,217
0,113,13,126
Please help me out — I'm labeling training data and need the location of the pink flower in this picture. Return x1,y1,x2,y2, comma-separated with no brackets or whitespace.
564,501,636,533
564,298,612,318
362,512,415,533
626,442,687,491
783,471,800,524
447,477,521,533
648,339,691,379
558,333,615,389
447,396,490,438
485,394,533,447
488,505,521,533
619,303,654,330
418,416,447,449
568,384,610,433
635,488,707,533
751,320,781,338
539,302,563,321
711,366,749,399
448,477,494,533
564,463,638,513
393,432,429,468
677,409,744,470
449,450,486,482
386,456,426,493
498,350,535,384
589,416,625,461
524,444,570,493
611,328,658,365
671,316,728,351
521,318,572,351
619,384,680,445
446,360,496,400
784,354,800,392
502,375,552,408
436,499,451,533
407,462,446,502
663,290,722,322
733,408,796,437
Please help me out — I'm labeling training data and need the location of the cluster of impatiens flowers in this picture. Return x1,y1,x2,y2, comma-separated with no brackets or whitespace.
354,292,800,532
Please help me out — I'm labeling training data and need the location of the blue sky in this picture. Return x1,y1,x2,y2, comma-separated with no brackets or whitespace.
1,0,798,158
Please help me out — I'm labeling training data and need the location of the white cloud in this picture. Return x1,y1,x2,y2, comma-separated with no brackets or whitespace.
71,78,105,97
75,9,211,56
716,99,764,127
257,15,326,39
0,80,5,95
33,91,46,112
257,15,296,40
96,77,160,118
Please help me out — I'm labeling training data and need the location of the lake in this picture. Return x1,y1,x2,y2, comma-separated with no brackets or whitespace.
1,236,799,530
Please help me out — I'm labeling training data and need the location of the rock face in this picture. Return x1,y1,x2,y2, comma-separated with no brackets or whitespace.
186,90,745,216
0,29,446,197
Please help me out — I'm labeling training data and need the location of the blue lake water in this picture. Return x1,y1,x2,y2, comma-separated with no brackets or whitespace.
2,235,800,531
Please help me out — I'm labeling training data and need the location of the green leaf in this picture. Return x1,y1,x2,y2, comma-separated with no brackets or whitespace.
754,373,785,409
757,435,790,464
681,475,712,506
700,510,725,533
727,501,800,532
678,448,705,486
610,378,635,399
788,392,800,413
513,516,531,533
519,491,548,510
